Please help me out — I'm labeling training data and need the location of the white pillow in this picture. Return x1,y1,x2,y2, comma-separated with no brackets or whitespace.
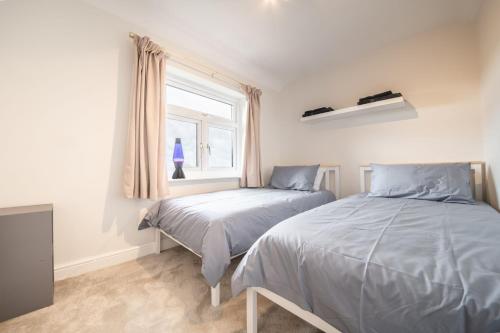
313,167,327,191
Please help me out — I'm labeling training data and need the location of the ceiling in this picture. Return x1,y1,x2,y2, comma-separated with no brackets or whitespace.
84,0,484,90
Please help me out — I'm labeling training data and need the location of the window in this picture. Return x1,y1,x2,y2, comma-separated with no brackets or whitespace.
165,71,245,179
208,126,234,168
167,85,233,120
166,117,199,171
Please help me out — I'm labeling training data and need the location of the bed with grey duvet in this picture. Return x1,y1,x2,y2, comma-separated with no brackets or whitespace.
139,165,340,306
233,162,500,333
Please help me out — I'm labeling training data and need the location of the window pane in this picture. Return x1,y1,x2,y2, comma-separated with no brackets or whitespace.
208,126,234,168
166,118,197,174
167,85,233,120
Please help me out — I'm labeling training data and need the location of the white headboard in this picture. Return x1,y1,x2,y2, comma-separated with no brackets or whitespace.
320,165,341,199
359,162,485,201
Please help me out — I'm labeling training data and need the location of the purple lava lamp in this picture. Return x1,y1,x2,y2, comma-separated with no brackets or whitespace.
172,138,186,179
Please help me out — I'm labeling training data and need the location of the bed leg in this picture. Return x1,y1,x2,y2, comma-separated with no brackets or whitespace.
155,229,161,254
247,288,257,333
211,283,220,307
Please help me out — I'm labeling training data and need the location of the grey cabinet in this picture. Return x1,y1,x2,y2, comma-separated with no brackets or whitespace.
0,204,54,322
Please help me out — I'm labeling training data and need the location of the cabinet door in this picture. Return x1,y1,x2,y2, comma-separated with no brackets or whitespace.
0,209,53,322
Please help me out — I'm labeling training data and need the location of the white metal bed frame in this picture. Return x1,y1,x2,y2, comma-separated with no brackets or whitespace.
246,162,485,333
154,165,341,307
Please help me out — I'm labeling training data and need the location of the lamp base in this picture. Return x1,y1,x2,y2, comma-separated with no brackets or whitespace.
172,166,185,179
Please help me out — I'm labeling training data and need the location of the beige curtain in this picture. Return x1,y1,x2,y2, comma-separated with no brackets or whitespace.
123,35,168,200
240,85,263,188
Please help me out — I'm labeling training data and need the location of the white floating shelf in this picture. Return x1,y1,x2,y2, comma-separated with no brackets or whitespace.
300,96,409,123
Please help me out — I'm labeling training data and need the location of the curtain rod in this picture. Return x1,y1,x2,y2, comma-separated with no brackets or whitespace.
128,32,246,89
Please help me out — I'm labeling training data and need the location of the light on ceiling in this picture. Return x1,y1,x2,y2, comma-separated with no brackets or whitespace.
262,0,288,8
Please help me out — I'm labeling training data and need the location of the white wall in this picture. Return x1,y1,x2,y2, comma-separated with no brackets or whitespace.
0,0,278,278
0,0,492,281
269,24,483,197
478,0,500,210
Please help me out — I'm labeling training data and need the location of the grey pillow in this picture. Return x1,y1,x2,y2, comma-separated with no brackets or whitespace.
368,163,474,204
270,165,320,191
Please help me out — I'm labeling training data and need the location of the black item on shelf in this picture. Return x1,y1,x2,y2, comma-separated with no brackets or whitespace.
358,91,402,105
359,90,393,102
302,106,334,118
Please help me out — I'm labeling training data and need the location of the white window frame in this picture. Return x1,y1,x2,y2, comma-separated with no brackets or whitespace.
167,113,202,172
206,124,237,170
166,73,246,180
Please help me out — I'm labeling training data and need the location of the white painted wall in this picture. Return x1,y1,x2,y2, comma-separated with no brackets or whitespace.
0,0,492,281
0,0,278,278
478,0,500,210
269,24,483,197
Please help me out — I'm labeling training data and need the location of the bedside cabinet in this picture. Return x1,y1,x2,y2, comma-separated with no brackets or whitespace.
0,204,54,322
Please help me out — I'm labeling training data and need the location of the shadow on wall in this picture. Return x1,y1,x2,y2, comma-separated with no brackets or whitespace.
486,165,499,211
101,34,155,246
303,104,417,131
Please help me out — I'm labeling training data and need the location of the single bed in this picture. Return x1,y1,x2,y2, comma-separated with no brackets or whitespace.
139,165,340,306
233,162,500,333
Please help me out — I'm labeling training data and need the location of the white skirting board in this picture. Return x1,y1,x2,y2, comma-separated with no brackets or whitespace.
54,242,158,281
54,234,179,281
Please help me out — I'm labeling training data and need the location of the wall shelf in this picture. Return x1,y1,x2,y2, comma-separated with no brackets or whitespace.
300,96,410,123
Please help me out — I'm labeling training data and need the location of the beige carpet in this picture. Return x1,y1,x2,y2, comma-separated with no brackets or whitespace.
0,247,320,333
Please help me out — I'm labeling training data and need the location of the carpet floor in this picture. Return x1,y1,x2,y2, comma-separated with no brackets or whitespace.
0,247,320,333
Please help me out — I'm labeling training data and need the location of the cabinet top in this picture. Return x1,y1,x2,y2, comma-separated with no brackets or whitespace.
0,204,53,216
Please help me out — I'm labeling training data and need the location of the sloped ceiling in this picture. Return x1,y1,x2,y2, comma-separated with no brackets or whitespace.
84,0,484,90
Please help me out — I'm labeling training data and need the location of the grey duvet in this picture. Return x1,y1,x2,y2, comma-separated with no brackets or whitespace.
139,188,335,286
232,194,500,333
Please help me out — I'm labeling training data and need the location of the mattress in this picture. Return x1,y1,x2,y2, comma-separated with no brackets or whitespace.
139,188,335,286
232,194,500,333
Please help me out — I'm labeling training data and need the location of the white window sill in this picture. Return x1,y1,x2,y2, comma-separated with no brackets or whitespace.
168,175,240,186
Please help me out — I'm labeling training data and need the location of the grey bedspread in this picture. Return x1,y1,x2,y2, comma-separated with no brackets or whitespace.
139,188,335,286
232,194,500,333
